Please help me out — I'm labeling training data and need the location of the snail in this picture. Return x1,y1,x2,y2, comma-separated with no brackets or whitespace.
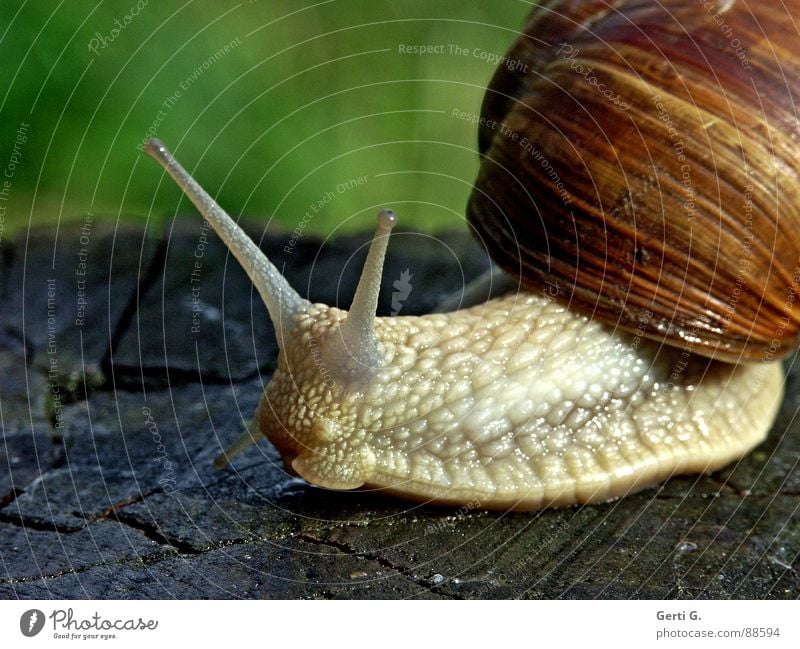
143,0,800,511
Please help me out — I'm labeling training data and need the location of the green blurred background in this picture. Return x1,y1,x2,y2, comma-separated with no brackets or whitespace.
0,0,530,236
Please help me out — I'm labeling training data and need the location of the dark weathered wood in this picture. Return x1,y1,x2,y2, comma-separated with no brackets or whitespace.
0,220,797,599
0,219,159,381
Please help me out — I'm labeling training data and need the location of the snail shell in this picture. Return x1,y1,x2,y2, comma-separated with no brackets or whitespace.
469,0,800,362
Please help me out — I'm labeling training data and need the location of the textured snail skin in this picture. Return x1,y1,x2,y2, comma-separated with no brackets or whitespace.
263,295,782,510
144,140,783,511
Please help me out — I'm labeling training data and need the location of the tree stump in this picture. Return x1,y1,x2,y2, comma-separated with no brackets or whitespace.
1,218,798,598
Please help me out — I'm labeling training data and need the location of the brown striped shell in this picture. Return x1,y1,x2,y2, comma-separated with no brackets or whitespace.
468,0,800,362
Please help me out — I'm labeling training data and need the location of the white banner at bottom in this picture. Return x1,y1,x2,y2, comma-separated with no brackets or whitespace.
0,599,796,648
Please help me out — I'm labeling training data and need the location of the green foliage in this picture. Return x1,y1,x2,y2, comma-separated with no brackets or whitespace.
0,0,529,235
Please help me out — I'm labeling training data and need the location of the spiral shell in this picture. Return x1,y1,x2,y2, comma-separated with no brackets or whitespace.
468,0,800,361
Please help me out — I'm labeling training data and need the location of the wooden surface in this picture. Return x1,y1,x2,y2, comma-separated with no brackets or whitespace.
1,218,798,599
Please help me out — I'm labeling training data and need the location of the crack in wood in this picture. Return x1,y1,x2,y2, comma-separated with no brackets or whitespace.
0,488,21,509
0,515,258,586
109,512,202,554
101,509,263,558
0,544,182,586
93,232,273,391
102,363,265,391
0,510,86,534
295,532,462,599
0,241,16,305
100,234,168,381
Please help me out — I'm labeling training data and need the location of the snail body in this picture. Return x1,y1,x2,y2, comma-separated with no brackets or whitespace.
145,142,781,511
142,0,800,510
262,291,780,509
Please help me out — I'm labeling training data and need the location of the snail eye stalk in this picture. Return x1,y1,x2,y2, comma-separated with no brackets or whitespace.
143,138,309,347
